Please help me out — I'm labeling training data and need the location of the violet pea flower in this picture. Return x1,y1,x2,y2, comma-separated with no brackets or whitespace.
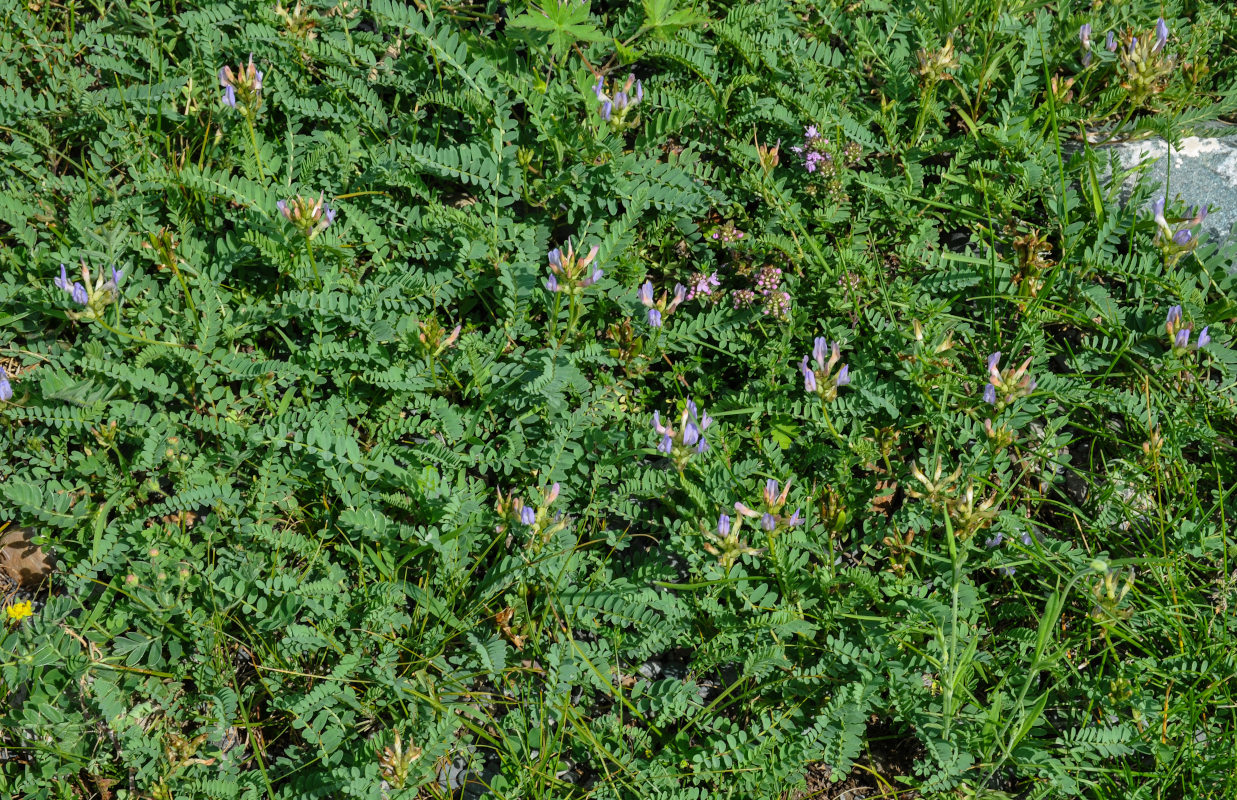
1154,18,1168,53
983,384,997,405
0,366,12,402
800,358,818,392
223,86,237,108
658,435,673,454
1106,31,1117,51
812,337,827,369
682,422,700,447
1197,327,1211,349
593,75,605,99
600,101,612,121
761,513,777,532
647,308,662,327
835,364,850,387
717,514,731,536
1166,305,1182,328
1173,229,1193,246
545,274,559,292
519,506,536,526
638,281,654,307
1175,328,1191,349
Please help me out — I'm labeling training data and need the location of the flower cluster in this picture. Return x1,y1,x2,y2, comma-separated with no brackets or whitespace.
496,482,566,547
415,317,462,358
735,479,803,534
219,54,264,117
800,337,851,402
702,512,764,571
685,272,719,302
54,262,124,321
545,240,602,295
0,366,12,402
5,600,33,623
594,72,643,130
278,193,336,240
732,266,791,320
1164,305,1210,354
706,221,745,245
1116,18,1175,103
916,35,958,84
638,281,686,327
981,352,1035,410
651,401,713,468
1150,197,1206,264
790,126,836,175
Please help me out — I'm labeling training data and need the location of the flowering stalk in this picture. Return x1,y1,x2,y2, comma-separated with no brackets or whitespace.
219,54,267,178
593,72,643,131
544,240,602,341
278,193,337,288
651,400,713,472
800,337,850,403
1115,19,1176,106
980,351,1035,411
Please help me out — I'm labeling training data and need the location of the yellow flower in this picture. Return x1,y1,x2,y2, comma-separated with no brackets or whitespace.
5,601,33,622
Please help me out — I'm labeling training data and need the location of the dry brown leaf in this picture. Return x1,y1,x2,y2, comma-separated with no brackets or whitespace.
0,524,54,587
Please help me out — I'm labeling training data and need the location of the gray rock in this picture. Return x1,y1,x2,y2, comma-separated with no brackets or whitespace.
1098,132,1237,247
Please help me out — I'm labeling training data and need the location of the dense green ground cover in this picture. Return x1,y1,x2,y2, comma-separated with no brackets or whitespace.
2,0,1237,797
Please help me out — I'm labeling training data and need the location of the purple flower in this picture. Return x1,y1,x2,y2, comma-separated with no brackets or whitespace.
812,337,827,369
1081,51,1092,67
786,508,802,526
682,422,700,447
638,281,654,306
983,383,997,405
1020,530,1033,546
277,199,288,218
223,85,237,107
717,514,731,536
1154,18,1168,53
1150,196,1167,224
1175,328,1191,349
658,435,673,454
804,151,824,173
600,101,612,121
219,67,229,87
1106,31,1117,51
800,357,817,392
519,506,536,526
734,502,759,518
985,531,1004,548
1129,36,1138,53
647,308,662,327
695,436,709,454
999,566,1016,576
987,351,1002,372
652,410,669,436
804,125,819,140
548,248,563,269
1197,327,1211,349
761,513,777,532
110,266,124,287
545,274,559,292
763,479,779,507
635,81,643,103
547,483,561,503
593,75,605,99
1166,305,1182,328
835,364,850,387
1191,206,1209,225
672,283,687,308
70,282,88,305
324,206,336,226
1079,23,1092,49
0,366,12,402
1173,229,1193,246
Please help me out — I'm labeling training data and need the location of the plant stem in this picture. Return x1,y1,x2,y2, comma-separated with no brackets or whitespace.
245,116,267,181
305,238,322,289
